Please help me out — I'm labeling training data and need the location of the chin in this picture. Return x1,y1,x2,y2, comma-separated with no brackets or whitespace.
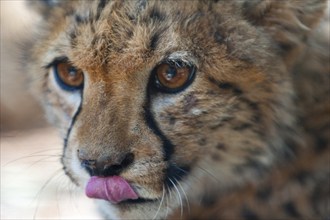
97,199,167,219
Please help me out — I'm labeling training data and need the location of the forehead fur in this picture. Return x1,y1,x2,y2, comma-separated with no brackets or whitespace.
40,0,274,73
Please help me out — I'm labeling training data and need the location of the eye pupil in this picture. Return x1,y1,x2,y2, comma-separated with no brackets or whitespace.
164,67,176,81
68,67,77,76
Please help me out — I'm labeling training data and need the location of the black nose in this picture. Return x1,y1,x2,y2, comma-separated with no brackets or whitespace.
78,152,134,177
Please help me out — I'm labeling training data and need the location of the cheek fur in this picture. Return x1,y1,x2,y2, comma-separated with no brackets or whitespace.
43,68,82,136
49,68,82,115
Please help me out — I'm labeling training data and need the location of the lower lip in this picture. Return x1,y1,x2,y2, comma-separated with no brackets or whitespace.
118,197,155,204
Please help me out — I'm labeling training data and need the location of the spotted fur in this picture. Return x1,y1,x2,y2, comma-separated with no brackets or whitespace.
26,0,329,219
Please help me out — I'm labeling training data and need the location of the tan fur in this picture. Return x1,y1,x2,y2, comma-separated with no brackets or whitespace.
25,0,329,219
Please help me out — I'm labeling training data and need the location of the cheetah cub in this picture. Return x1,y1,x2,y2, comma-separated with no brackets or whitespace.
26,0,329,219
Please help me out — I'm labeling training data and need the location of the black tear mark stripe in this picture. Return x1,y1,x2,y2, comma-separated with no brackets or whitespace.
63,89,84,152
143,102,174,162
144,84,191,188
61,89,83,185
144,78,176,161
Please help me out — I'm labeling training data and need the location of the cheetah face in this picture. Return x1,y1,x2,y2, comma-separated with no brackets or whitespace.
26,0,321,218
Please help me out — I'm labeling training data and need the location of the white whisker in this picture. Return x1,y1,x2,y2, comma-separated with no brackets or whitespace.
165,185,170,219
25,155,61,170
174,178,190,215
33,169,64,219
152,184,165,220
3,153,60,167
197,166,220,183
55,174,69,218
168,178,183,219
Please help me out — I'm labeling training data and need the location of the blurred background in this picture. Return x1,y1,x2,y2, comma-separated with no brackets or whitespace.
1,1,101,219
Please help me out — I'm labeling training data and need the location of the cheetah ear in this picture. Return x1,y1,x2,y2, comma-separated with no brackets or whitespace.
243,0,327,66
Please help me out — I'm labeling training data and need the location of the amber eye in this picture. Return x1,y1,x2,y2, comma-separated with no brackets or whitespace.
53,60,84,91
154,62,195,93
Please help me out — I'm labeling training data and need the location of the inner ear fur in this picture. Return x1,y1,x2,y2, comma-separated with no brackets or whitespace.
243,0,328,67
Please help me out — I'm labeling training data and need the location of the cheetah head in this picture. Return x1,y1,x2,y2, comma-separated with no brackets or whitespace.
27,0,326,218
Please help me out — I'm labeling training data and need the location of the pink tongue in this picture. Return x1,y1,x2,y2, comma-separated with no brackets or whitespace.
85,176,138,203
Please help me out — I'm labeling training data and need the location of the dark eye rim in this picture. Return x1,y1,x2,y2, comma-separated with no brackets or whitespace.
47,57,84,92
152,60,196,94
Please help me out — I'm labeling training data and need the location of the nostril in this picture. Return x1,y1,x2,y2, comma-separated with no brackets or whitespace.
102,153,135,177
103,164,123,176
78,149,135,177
81,159,97,176
81,159,96,166
78,149,98,176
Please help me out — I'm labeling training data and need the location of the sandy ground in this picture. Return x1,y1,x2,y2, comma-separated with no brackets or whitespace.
1,127,102,219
